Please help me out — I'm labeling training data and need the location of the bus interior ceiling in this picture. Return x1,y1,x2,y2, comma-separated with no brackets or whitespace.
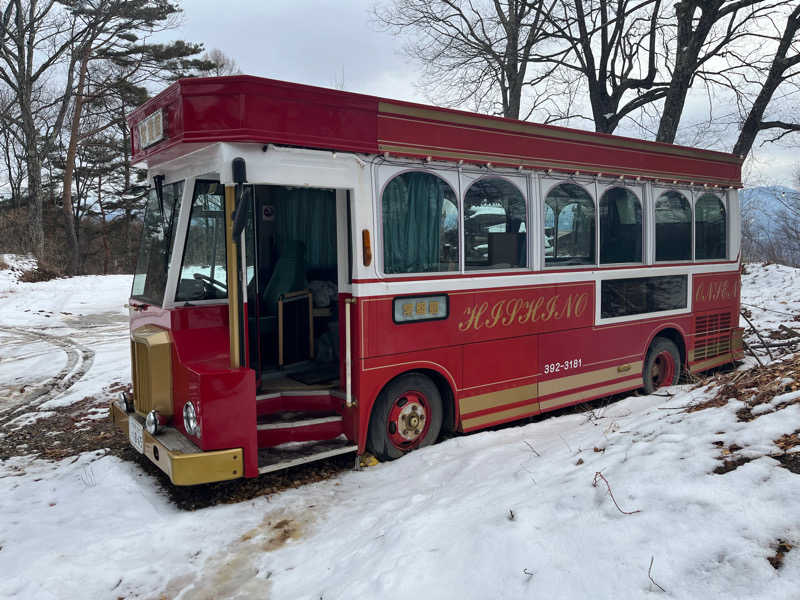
246,184,342,392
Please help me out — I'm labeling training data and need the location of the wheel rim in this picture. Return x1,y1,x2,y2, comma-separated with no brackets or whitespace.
651,351,676,389
386,390,431,450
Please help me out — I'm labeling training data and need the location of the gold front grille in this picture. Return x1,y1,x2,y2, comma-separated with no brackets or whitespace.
130,326,173,417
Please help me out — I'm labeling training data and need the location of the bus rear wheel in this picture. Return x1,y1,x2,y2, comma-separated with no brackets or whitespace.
367,373,443,461
643,337,681,394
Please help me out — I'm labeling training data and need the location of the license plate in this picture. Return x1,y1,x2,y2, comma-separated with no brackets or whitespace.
128,418,144,454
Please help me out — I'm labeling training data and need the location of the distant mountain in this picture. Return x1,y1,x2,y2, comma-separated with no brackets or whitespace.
740,185,799,235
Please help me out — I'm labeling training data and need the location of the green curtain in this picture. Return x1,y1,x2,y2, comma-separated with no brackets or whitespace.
383,172,446,273
273,187,337,266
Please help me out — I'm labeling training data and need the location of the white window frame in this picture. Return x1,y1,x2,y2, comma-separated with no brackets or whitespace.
652,186,693,264
375,164,462,278
595,181,646,267
540,176,598,270
460,170,530,273
693,189,728,262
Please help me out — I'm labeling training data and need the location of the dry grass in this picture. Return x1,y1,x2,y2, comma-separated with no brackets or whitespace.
767,539,793,570
18,262,65,282
687,354,800,421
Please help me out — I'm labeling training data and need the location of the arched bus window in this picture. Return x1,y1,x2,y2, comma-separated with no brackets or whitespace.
599,187,642,264
695,193,727,260
655,190,691,261
544,183,595,266
464,177,526,270
382,171,459,274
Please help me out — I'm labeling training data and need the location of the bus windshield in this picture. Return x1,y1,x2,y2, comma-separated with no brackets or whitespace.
131,181,184,305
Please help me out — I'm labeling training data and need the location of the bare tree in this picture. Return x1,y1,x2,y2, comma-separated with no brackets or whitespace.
202,48,240,76
0,0,82,258
544,0,671,133
731,4,800,157
655,0,782,144
58,1,210,274
375,0,560,120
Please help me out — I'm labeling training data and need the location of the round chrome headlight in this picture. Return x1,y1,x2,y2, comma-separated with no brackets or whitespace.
183,401,198,436
145,410,160,435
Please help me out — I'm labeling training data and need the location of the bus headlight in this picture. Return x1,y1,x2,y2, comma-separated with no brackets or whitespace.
145,410,161,435
183,401,199,437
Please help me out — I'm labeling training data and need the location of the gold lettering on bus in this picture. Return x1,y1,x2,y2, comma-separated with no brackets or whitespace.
695,280,739,303
458,292,590,332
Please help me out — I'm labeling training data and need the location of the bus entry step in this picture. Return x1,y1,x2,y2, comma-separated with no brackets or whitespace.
257,437,357,475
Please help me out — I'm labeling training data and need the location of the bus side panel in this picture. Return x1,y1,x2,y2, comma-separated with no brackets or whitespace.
690,271,743,372
363,282,594,358
458,335,540,432
537,325,642,412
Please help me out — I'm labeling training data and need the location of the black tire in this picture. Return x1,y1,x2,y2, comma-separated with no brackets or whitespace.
367,373,443,461
642,337,681,394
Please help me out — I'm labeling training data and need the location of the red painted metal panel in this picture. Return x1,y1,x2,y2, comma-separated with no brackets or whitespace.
256,394,342,417
364,282,594,358
693,272,741,311
377,113,740,184
128,75,742,187
462,336,538,390
256,420,345,448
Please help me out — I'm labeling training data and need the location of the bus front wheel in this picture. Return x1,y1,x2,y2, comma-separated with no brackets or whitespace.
367,373,443,461
643,337,681,394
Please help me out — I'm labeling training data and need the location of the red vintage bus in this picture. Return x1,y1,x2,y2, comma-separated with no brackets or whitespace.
111,75,744,485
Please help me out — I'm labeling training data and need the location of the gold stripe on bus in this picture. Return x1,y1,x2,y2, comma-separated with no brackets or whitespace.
462,403,539,430
459,383,538,416
539,362,642,397
377,103,742,165
539,377,642,411
689,353,734,373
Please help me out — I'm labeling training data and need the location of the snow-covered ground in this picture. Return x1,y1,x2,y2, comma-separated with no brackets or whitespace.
1,258,799,600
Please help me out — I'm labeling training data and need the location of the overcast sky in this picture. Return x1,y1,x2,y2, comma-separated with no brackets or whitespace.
171,0,422,102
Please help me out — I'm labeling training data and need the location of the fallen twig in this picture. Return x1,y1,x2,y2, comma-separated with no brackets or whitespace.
752,340,799,349
592,471,640,515
741,302,798,318
779,324,800,338
522,440,540,457
741,310,774,361
742,338,765,367
648,556,666,593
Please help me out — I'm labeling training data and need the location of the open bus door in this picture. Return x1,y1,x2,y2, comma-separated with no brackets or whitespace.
242,185,347,389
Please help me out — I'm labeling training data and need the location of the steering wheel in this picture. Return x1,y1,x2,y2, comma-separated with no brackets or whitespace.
193,272,228,292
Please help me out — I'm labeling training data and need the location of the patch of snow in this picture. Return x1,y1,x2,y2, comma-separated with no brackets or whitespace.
1,262,799,599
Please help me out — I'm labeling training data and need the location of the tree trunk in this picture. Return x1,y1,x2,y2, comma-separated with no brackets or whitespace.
98,172,110,275
25,148,44,259
61,49,91,276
